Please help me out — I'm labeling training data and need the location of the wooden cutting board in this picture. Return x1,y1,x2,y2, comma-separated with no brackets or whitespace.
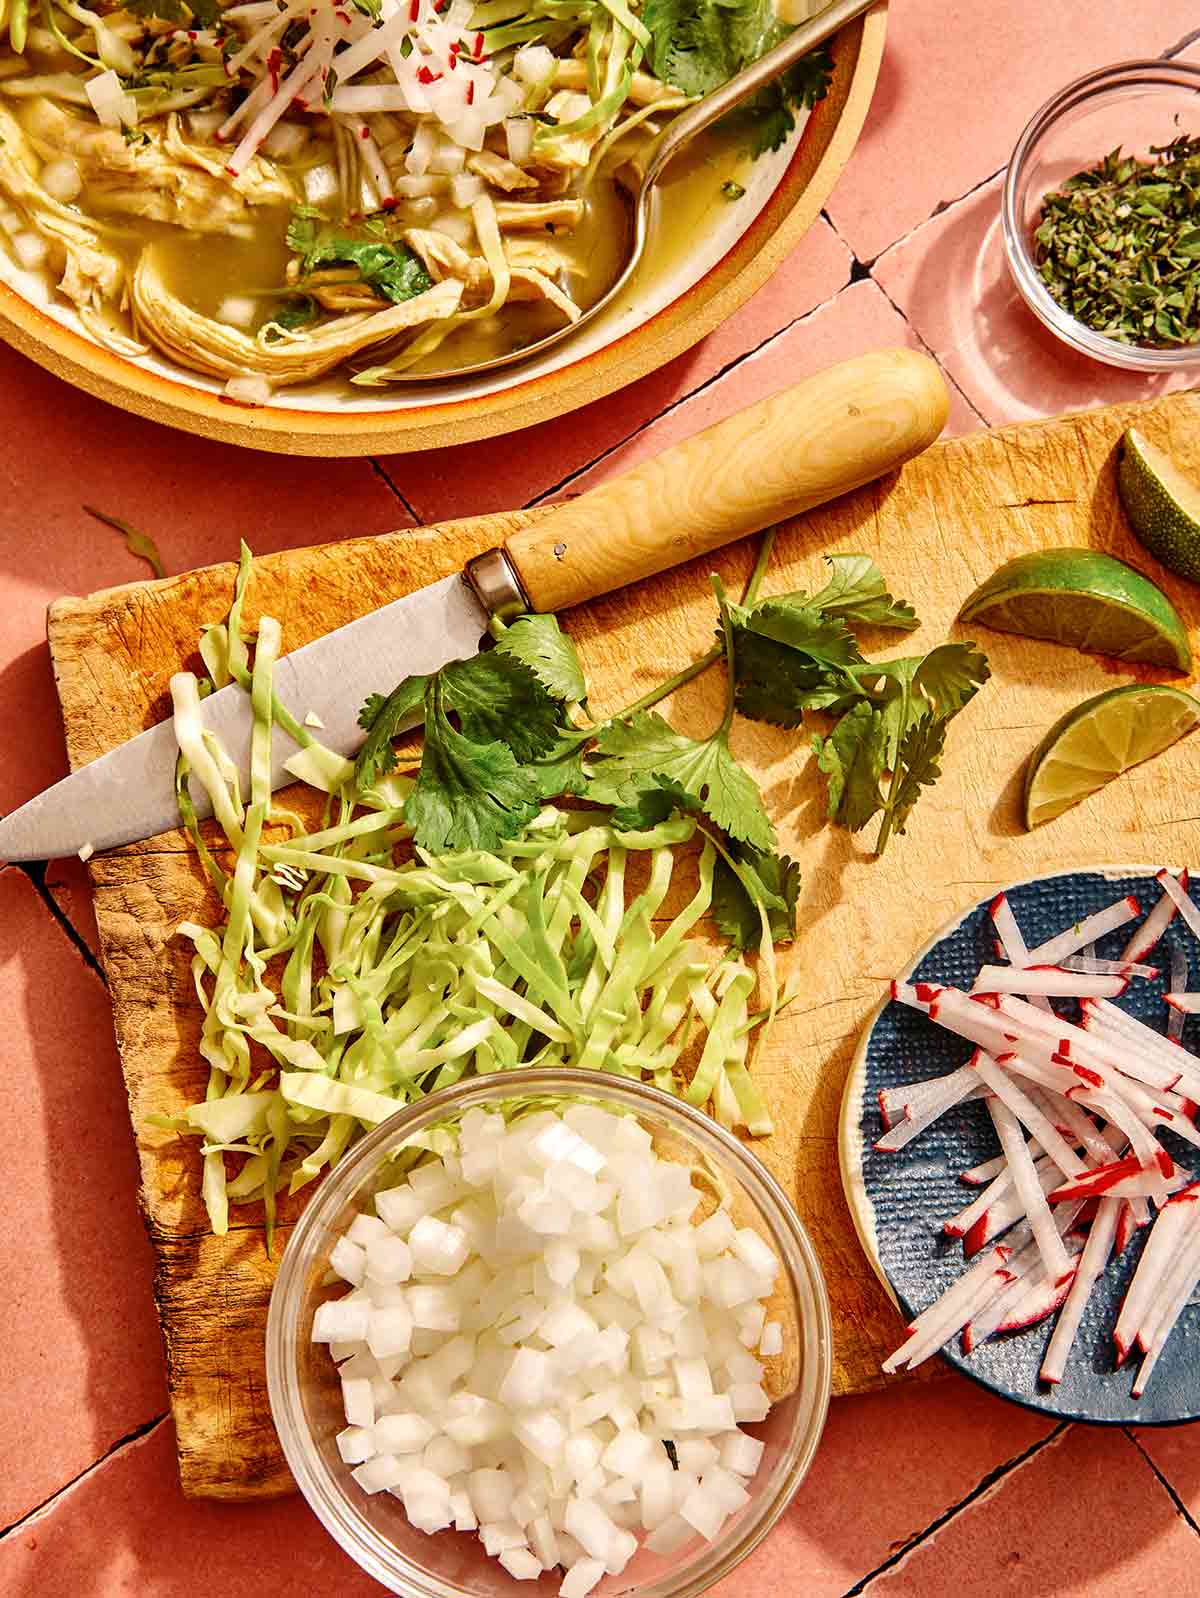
47,389,1200,1500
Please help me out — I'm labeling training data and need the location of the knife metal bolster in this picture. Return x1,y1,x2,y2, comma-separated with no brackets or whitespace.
464,547,529,621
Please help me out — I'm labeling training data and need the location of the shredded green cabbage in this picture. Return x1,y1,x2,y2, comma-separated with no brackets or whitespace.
167,560,778,1243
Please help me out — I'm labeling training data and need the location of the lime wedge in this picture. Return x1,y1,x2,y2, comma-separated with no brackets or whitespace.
1024,684,1200,829
958,548,1191,672
1118,427,1200,584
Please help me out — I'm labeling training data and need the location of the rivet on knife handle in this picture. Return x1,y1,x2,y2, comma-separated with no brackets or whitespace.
496,348,950,616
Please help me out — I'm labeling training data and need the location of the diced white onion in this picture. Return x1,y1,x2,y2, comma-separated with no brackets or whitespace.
40,157,82,204
11,231,48,271
222,374,273,406
314,1107,781,1580
85,69,138,130
449,172,483,209
513,44,554,84
504,116,534,165
216,295,258,329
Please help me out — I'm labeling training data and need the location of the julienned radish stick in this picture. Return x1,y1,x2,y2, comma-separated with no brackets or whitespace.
989,1099,1071,1280
972,965,1128,999
1155,869,1200,946
972,1056,1088,1178
1062,955,1157,979
1024,896,1140,966
1040,1197,1121,1386
1168,945,1188,1044
990,893,1054,1015
1112,1199,1193,1362
1133,1234,1200,1397
1121,872,1185,963
882,1244,1015,1373
874,1068,984,1151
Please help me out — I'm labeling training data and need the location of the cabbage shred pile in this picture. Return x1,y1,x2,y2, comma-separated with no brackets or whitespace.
161,550,781,1244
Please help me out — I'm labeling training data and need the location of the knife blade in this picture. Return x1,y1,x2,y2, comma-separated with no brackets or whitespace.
0,349,949,863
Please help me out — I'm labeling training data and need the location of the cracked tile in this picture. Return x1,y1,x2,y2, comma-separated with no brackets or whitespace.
383,216,853,524
703,1375,1053,1598
1130,1427,1200,1529
0,866,165,1529
862,1424,1195,1597
824,2,1200,262
36,857,102,963
554,278,978,502
872,175,1200,432
0,1420,381,1596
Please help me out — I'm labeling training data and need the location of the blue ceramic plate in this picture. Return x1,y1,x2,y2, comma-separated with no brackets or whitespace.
841,866,1200,1426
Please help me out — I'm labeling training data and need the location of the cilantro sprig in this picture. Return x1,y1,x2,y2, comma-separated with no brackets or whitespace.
354,537,990,917
285,212,433,305
643,0,834,158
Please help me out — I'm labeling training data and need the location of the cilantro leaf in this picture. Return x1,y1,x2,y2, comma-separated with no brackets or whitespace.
643,0,832,159
440,652,564,762
527,734,589,800
588,712,774,853
272,295,318,331
285,213,433,305
493,613,587,704
354,674,428,790
798,554,920,631
912,642,991,717
883,713,948,845
712,844,800,951
405,679,541,852
609,780,684,832
812,701,886,834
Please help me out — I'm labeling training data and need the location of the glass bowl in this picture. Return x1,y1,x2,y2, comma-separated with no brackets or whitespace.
266,1068,833,1598
1002,59,1200,371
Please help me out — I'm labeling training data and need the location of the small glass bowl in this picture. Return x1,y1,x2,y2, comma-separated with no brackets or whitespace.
266,1069,833,1598
1002,59,1200,371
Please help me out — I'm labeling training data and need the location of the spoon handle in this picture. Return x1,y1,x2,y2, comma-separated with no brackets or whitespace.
500,348,948,615
641,0,884,192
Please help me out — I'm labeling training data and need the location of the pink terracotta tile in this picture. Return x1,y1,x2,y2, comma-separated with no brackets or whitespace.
866,1424,1195,1598
825,2,1200,263
707,1374,1054,1598
1130,1426,1200,1525
0,866,166,1529
554,278,977,503
0,1420,380,1595
0,342,405,818
384,217,853,523
873,175,1200,432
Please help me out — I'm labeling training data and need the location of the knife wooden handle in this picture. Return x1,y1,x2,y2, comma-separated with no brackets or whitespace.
502,349,949,614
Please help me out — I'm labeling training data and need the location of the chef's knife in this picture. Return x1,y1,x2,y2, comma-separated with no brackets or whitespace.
0,349,949,862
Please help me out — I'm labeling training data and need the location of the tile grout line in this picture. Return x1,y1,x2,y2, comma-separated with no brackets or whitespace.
818,208,991,432
524,274,864,510
839,1421,1073,1596
8,860,106,987
368,457,424,525
0,1413,168,1545
1163,25,1200,59
1123,1429,1200,1538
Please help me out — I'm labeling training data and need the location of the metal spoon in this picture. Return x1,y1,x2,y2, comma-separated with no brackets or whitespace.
396,0,882,382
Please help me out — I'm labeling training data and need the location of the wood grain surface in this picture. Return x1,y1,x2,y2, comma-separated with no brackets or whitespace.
47,389,1200,1499
506,350,948,613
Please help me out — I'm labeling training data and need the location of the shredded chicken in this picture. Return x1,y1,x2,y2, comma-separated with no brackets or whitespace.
467,149,537,193
494,198,585,231
0,106,124,319
551,59,689,108
21,100,293,231
131,246,464,384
